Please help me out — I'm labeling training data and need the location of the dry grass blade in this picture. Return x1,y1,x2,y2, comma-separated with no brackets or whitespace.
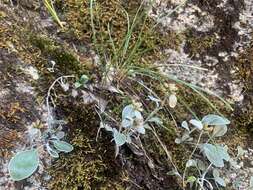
43,0,63,28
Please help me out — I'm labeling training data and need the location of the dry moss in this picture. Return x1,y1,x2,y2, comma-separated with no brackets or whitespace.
186,33,218,56
234,43,253,132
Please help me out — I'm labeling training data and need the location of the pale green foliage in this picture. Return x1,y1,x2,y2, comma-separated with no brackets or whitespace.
202,144,230,167
52,140,74,153
8,76,74,181
201,114,230,126
176,114,231,189
74,74,89,88
8,149,39,181
212,169,226,187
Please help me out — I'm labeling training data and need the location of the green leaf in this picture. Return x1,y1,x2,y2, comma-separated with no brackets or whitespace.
189,119,203,130
113,129,127,146
186,176,197,183
74,74,89,88
8,149,39,181
202,114,230,126
202,143,230,167
53,140,74,153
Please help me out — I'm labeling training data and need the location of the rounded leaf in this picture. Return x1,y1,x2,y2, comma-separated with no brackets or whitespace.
215,177,226,187
202,114,230,126
136,126,145,134
181,121,189,131
53,140,74,153
8,149,39,181
113,129,127,146
189,119,203,130
122,105,135,119
212,125,227,137
202,144,230,167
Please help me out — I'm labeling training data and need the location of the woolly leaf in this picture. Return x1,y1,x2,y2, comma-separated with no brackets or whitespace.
53,140,74,153
122,105,135,119
202,114,230,126
113,129,127,146
212,125,227,137
189,119,203,130
215,177,226,187
202,144,230,167
8,149,39,181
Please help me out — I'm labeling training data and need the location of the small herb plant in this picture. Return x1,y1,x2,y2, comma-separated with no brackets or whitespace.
175,114,231,189
99,101,149,156
8,76,74,181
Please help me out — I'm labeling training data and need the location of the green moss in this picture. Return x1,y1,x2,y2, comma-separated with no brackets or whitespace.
48,130,107,190
30,34,90,75
48,104,125,189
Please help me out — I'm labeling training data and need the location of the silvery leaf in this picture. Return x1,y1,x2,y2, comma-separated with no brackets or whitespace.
250,176,253,188
104,124,113,132
197,159,206,171
202,114,230,126
52,140,74,153
122,118,133,128
212,125,227,137
122,105,135,119
134,110,143,120
202,143,230,167
136,126,145,134
212,169,220,178
237,146,246,157
215,177,226,187
71,89,78,98
46,144,59,158
113,129,127,146
189,119,203,130
8,149,39,181
181,121,189,131
56,131,65,139
148,95,160,107
175,138,181,144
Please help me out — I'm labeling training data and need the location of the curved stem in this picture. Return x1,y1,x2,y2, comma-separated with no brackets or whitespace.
182,130,203,188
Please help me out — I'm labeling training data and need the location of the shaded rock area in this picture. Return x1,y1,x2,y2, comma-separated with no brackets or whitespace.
0,0,252,189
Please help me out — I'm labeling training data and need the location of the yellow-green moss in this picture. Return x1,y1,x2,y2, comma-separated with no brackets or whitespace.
30,34,91,75
48,102,126,189
186,33,218,56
